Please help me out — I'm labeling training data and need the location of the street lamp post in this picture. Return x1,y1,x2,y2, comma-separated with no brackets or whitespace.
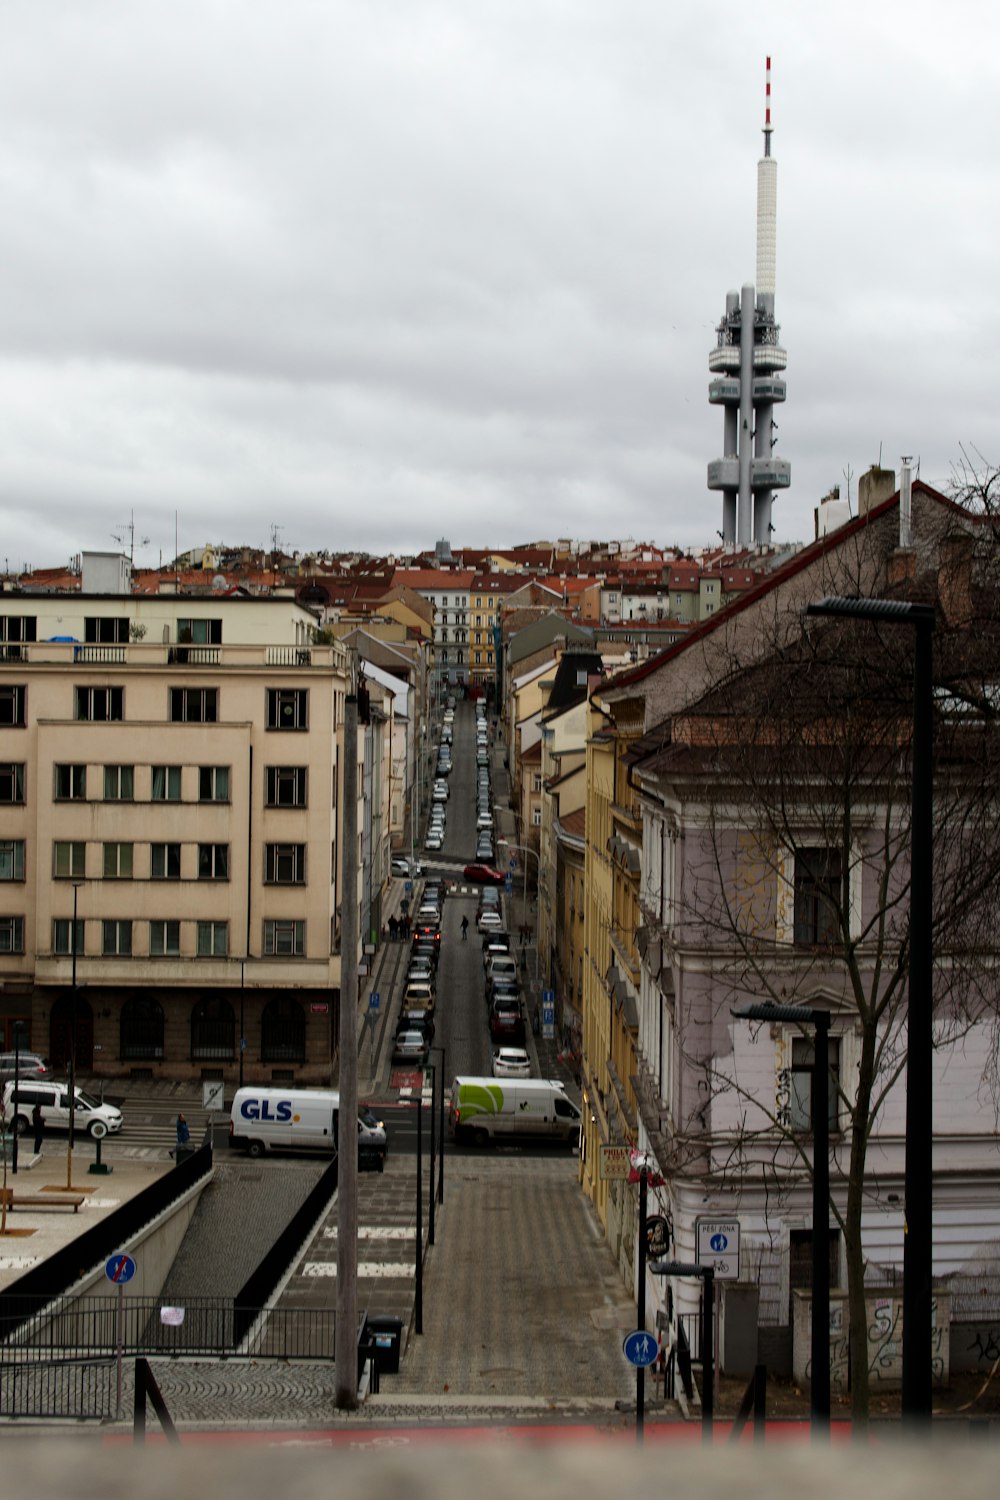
66,879,84,1191
806,594,936,1424
10,1019,28,1175
733,1001,831,1433
429,1043,446,1205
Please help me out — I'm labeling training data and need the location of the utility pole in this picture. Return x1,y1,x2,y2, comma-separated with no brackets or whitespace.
335,686,360,1408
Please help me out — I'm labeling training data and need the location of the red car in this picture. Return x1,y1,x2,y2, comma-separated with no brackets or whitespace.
463,863,505,885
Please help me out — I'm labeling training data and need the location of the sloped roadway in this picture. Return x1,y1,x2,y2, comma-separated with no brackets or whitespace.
134,700,640,1426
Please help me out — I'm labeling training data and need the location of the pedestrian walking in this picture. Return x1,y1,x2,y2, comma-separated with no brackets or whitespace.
32,1101,43,1155
174,1112,190,1158
461,915,469,940
389,915,398,942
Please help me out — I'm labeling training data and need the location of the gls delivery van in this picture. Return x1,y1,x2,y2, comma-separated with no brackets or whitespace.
448,1077,581,1147
229,1087,387,1167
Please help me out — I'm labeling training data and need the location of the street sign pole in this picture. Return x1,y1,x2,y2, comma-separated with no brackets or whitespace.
637,1163,648,1444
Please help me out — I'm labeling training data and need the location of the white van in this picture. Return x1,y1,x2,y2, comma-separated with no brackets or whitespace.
2,1079,124,1139
229,1087,387,1168
448,1077,581,1146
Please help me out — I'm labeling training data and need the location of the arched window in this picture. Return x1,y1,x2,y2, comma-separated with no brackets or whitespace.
191,997,235,1061
120,995,164,1061
261,996,306,1065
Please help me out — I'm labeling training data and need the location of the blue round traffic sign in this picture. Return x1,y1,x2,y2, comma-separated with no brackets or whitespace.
709,1232,729,1253
623,1329,658,1367
105,1253,136,1284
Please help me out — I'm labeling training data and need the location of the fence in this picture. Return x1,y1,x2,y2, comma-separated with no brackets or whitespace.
0,1296,339,1419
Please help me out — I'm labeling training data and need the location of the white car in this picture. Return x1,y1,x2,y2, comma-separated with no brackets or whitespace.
478,908,503,931
492,1047,531,1079
425,830,443,850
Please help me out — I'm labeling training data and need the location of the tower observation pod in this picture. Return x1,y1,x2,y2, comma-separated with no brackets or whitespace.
707,57,790,546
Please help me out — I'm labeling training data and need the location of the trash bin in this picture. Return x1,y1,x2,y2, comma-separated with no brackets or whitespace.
365,1315,404,1375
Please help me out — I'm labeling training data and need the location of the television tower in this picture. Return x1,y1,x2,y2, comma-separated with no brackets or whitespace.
707,57,790,546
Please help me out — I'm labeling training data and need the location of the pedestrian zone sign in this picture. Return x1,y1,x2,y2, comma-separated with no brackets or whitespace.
623,1329,659,1367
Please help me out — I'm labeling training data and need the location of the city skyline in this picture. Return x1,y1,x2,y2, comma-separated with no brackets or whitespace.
2,4,998,570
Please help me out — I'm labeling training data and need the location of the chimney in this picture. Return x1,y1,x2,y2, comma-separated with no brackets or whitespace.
858,465,897,517
899,457,913,549
938,531,975,627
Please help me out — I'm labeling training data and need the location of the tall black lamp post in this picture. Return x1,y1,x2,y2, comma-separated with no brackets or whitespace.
733,1001,831,1433
10,1019,28,1175
66,878,84,1190
806,594,935,1423
429,1043,446,1205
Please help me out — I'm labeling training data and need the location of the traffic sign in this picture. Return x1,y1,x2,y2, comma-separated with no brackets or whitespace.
695,1217,741,1280
541,992,555,1041
369,991,381,1011
504,876,513,894
509,857,517,870
404,881,413,894
105,1253,136,1285
623,1329,659,1367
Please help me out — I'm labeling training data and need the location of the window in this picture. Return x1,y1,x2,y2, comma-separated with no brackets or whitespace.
169,687,217,723
151,765,181,801
266,687,308,731
790,1035,841,1133
54,841,85,878
150,843,181,880
149,920,181,957
0,615,36,645
263,919,305,956
0,916,24,953
0,686,26,725
102,919,132,956
261,997,306,1064
199,766,230,802
532,807,542,827
53,919,85,956
104,765,134,801
191,997,235,1060
85,617,128,644
197,921,228,957
103,842,133,879
794,848,842,945
198,844,229,880
0,840,25,881
177,617,222,645
266,766,307,807
75,686,123,721
265,843,306,884
532,773,542,793
0,763,25,802
120,996,164,1061
55,764,87,800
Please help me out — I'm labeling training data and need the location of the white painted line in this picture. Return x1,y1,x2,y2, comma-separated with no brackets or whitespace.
301,1262,415,1278
323,1226,414,1240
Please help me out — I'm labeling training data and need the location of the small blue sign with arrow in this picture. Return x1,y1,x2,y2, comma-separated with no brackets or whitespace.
623,1329,659,1367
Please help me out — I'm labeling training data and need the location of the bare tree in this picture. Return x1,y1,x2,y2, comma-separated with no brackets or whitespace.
654,563,1000,1423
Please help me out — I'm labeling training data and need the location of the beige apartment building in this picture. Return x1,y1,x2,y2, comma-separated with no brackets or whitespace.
0,592,364,1084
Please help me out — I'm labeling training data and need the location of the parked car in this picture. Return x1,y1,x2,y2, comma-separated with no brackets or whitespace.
391,855,424,878
490,999,526,1043
403,981,436,1010
0,1052,49,1085
2,1080,123,1139
425,830,443,850
492,1047,531,1079
393,1030,430,1065
396,1008,434,1041
464,863,505,885
478,908,504,932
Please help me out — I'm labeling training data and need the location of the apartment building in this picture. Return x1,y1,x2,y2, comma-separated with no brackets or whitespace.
0,593,366,1084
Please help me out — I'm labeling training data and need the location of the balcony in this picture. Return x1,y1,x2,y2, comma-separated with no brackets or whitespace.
167,646,221,666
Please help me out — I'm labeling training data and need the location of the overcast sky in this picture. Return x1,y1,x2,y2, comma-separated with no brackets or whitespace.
2,2,998,572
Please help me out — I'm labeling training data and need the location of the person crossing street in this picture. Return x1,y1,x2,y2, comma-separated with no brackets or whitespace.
461,915,469,940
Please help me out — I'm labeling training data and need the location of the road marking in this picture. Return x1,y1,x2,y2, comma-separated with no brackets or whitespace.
322,1226,414,1240
301,1262,416,1278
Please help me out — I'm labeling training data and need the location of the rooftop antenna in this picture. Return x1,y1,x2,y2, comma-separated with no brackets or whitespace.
111,510,149,567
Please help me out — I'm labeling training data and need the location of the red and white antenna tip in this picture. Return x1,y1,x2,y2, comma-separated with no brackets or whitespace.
763,56,773,136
